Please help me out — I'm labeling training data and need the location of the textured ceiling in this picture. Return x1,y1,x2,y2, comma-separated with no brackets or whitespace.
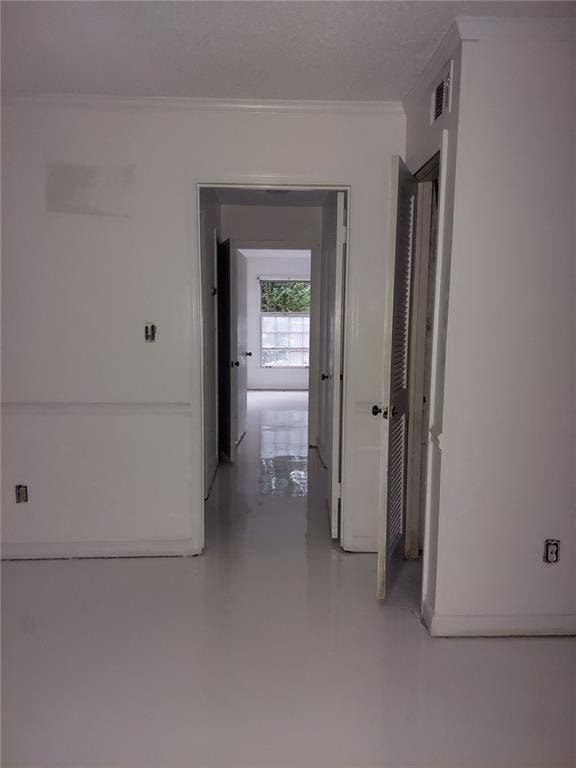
2,1,574,101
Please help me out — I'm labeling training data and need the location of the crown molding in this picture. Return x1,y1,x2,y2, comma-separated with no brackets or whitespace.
456,15,574,43
1,92,405,117
403,14,572,109
402,21,461,108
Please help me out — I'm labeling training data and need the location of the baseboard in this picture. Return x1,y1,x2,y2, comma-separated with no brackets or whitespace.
421,598,435,631
428,611,576,637
1,538,203,560
340,533,377,553
204,462,220,501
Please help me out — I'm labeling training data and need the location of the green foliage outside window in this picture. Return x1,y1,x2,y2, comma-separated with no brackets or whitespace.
260,280,311,313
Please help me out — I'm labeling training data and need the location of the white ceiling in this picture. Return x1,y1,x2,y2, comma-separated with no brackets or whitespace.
2,2,573,102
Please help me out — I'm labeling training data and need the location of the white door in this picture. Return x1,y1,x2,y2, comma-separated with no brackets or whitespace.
217,242,248,463
317,191,347,539
377,156,417,599
228,245,248,459
235,248,248,445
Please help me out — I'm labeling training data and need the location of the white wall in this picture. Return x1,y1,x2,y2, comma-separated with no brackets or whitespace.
1,97,405,556
242,250,311,391
221,205,322,245
2,407,194,556
406,19,576,635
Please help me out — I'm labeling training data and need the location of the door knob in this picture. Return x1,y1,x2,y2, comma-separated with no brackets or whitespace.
230,360,240,367
372,405,382,416
243,351,253,357
321,373,329,381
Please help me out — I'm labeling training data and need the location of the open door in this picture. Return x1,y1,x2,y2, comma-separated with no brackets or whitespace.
235,248,248,446
217,239,233,461
217,241,248,462
377,156,417,599
405,176,438,559
317,191,347,539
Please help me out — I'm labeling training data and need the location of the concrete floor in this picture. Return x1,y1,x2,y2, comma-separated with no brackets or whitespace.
2,391,575,767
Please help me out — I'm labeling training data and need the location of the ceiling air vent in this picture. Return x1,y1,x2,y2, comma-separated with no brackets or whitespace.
431,63,453,124
434,81,445,120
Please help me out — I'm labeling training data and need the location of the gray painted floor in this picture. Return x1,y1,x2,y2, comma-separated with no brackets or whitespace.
2,391,575,767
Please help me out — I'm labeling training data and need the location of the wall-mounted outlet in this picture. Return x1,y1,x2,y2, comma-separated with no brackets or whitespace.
15,485,28,503
543,539,560,564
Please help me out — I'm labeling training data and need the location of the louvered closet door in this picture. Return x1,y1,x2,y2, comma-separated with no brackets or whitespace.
377,156,417,599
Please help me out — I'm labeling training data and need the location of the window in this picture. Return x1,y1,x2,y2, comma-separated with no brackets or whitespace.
260,280,310,368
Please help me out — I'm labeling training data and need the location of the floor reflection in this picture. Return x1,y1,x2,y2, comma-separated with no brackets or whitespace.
3,391,573,768
259,408,308,496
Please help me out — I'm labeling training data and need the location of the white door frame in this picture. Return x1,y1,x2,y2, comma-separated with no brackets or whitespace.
373,137,449,616
196,183,351,551
404,180,433,560
375,143,448,609
405,151,441,562
419,136,451,622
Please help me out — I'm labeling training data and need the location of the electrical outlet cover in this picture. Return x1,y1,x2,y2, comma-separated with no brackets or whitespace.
15,485,28,503
543,539,560,564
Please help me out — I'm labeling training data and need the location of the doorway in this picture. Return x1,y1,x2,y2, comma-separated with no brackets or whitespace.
198,185,349,548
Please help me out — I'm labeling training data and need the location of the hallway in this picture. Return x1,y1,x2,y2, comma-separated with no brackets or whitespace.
2,391,575,767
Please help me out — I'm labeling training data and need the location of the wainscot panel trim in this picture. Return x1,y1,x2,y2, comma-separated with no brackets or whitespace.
1,402,193,415
2,539,202,560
